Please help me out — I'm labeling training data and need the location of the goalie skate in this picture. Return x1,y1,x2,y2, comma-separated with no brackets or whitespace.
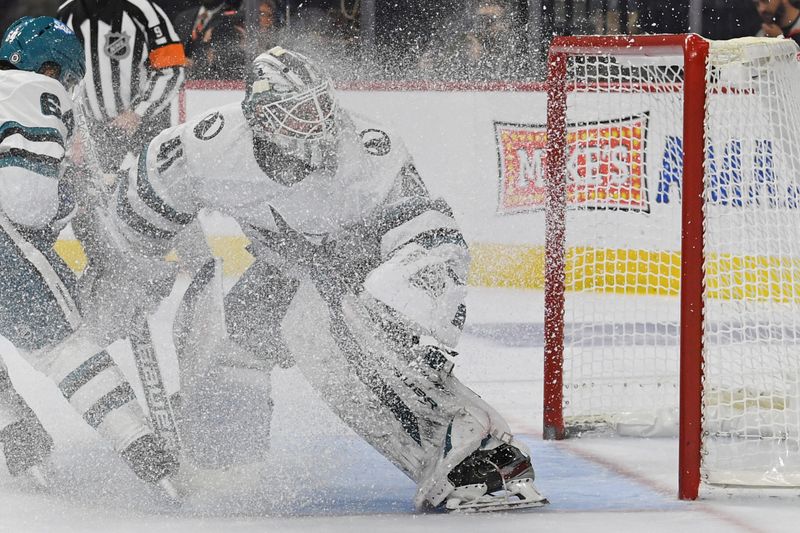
442,443,548,513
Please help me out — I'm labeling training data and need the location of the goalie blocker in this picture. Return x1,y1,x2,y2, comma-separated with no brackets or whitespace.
110,46,547,511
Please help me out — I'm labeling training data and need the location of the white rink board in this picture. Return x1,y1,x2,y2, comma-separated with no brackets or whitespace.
184,86,553,246
183,85,793,258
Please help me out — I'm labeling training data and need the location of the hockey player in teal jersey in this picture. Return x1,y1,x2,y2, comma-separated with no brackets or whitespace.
0,15,84,483
0,17,177,490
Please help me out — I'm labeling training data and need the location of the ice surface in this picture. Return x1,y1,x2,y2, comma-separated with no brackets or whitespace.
1,286,799,532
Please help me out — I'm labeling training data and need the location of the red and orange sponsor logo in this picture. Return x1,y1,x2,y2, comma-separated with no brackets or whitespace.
495,114,649,213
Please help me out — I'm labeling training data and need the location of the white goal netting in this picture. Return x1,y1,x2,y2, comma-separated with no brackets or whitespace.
549,36,800,487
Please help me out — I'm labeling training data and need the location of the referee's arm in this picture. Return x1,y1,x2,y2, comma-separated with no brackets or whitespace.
130,4,186,123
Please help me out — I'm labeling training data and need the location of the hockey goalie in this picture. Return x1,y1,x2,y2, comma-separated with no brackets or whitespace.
110,46,547,512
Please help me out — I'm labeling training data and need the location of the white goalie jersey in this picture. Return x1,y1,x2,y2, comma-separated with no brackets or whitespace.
114,102,469,346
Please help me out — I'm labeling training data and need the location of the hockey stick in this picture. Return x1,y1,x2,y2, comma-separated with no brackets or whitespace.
129,309,181,453
72,87,182,457
73,92,183,501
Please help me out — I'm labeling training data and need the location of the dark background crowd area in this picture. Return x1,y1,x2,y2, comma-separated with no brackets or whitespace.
0,1,765,82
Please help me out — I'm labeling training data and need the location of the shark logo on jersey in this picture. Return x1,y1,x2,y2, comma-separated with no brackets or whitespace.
104,32,131,60
194,112,225,141
360,129,391,156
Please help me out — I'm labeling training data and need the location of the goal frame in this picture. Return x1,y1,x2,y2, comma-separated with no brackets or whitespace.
541,34,709,501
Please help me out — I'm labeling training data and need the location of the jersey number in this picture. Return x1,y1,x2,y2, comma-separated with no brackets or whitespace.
40,93,62,119
156,137,183,173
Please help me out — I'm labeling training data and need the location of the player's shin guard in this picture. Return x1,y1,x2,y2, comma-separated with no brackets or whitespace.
282,280,546,510
33,332,171,483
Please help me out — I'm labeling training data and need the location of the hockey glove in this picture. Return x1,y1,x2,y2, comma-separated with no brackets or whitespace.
0,418,54,476
120,433,179,484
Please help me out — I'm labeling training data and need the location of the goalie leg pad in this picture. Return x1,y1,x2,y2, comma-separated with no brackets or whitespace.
179,363,272,469
173,258,273,468
363,242,468,348
283,281,426,477
282,279,541,510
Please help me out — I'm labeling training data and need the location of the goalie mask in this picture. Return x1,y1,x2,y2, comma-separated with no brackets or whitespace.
242,47,338,174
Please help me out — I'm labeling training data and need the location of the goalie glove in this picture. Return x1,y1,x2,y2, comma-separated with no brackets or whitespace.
247,192,469,348
363,241,468,348
363,199,469,348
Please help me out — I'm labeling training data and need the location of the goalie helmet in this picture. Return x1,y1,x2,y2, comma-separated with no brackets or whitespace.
242,46,337,141
0,17,85,91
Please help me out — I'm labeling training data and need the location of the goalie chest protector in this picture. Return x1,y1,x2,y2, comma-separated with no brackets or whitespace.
154,103,409,238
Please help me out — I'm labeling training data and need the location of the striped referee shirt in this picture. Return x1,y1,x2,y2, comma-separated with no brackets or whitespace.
57,0,186,123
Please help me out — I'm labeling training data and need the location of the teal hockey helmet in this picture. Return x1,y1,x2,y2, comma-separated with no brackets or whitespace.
0,16,85,90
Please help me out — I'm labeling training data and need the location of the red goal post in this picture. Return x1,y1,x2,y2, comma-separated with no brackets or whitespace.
542,34,800,501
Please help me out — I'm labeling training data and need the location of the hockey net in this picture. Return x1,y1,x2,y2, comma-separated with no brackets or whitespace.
542,35,800,498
